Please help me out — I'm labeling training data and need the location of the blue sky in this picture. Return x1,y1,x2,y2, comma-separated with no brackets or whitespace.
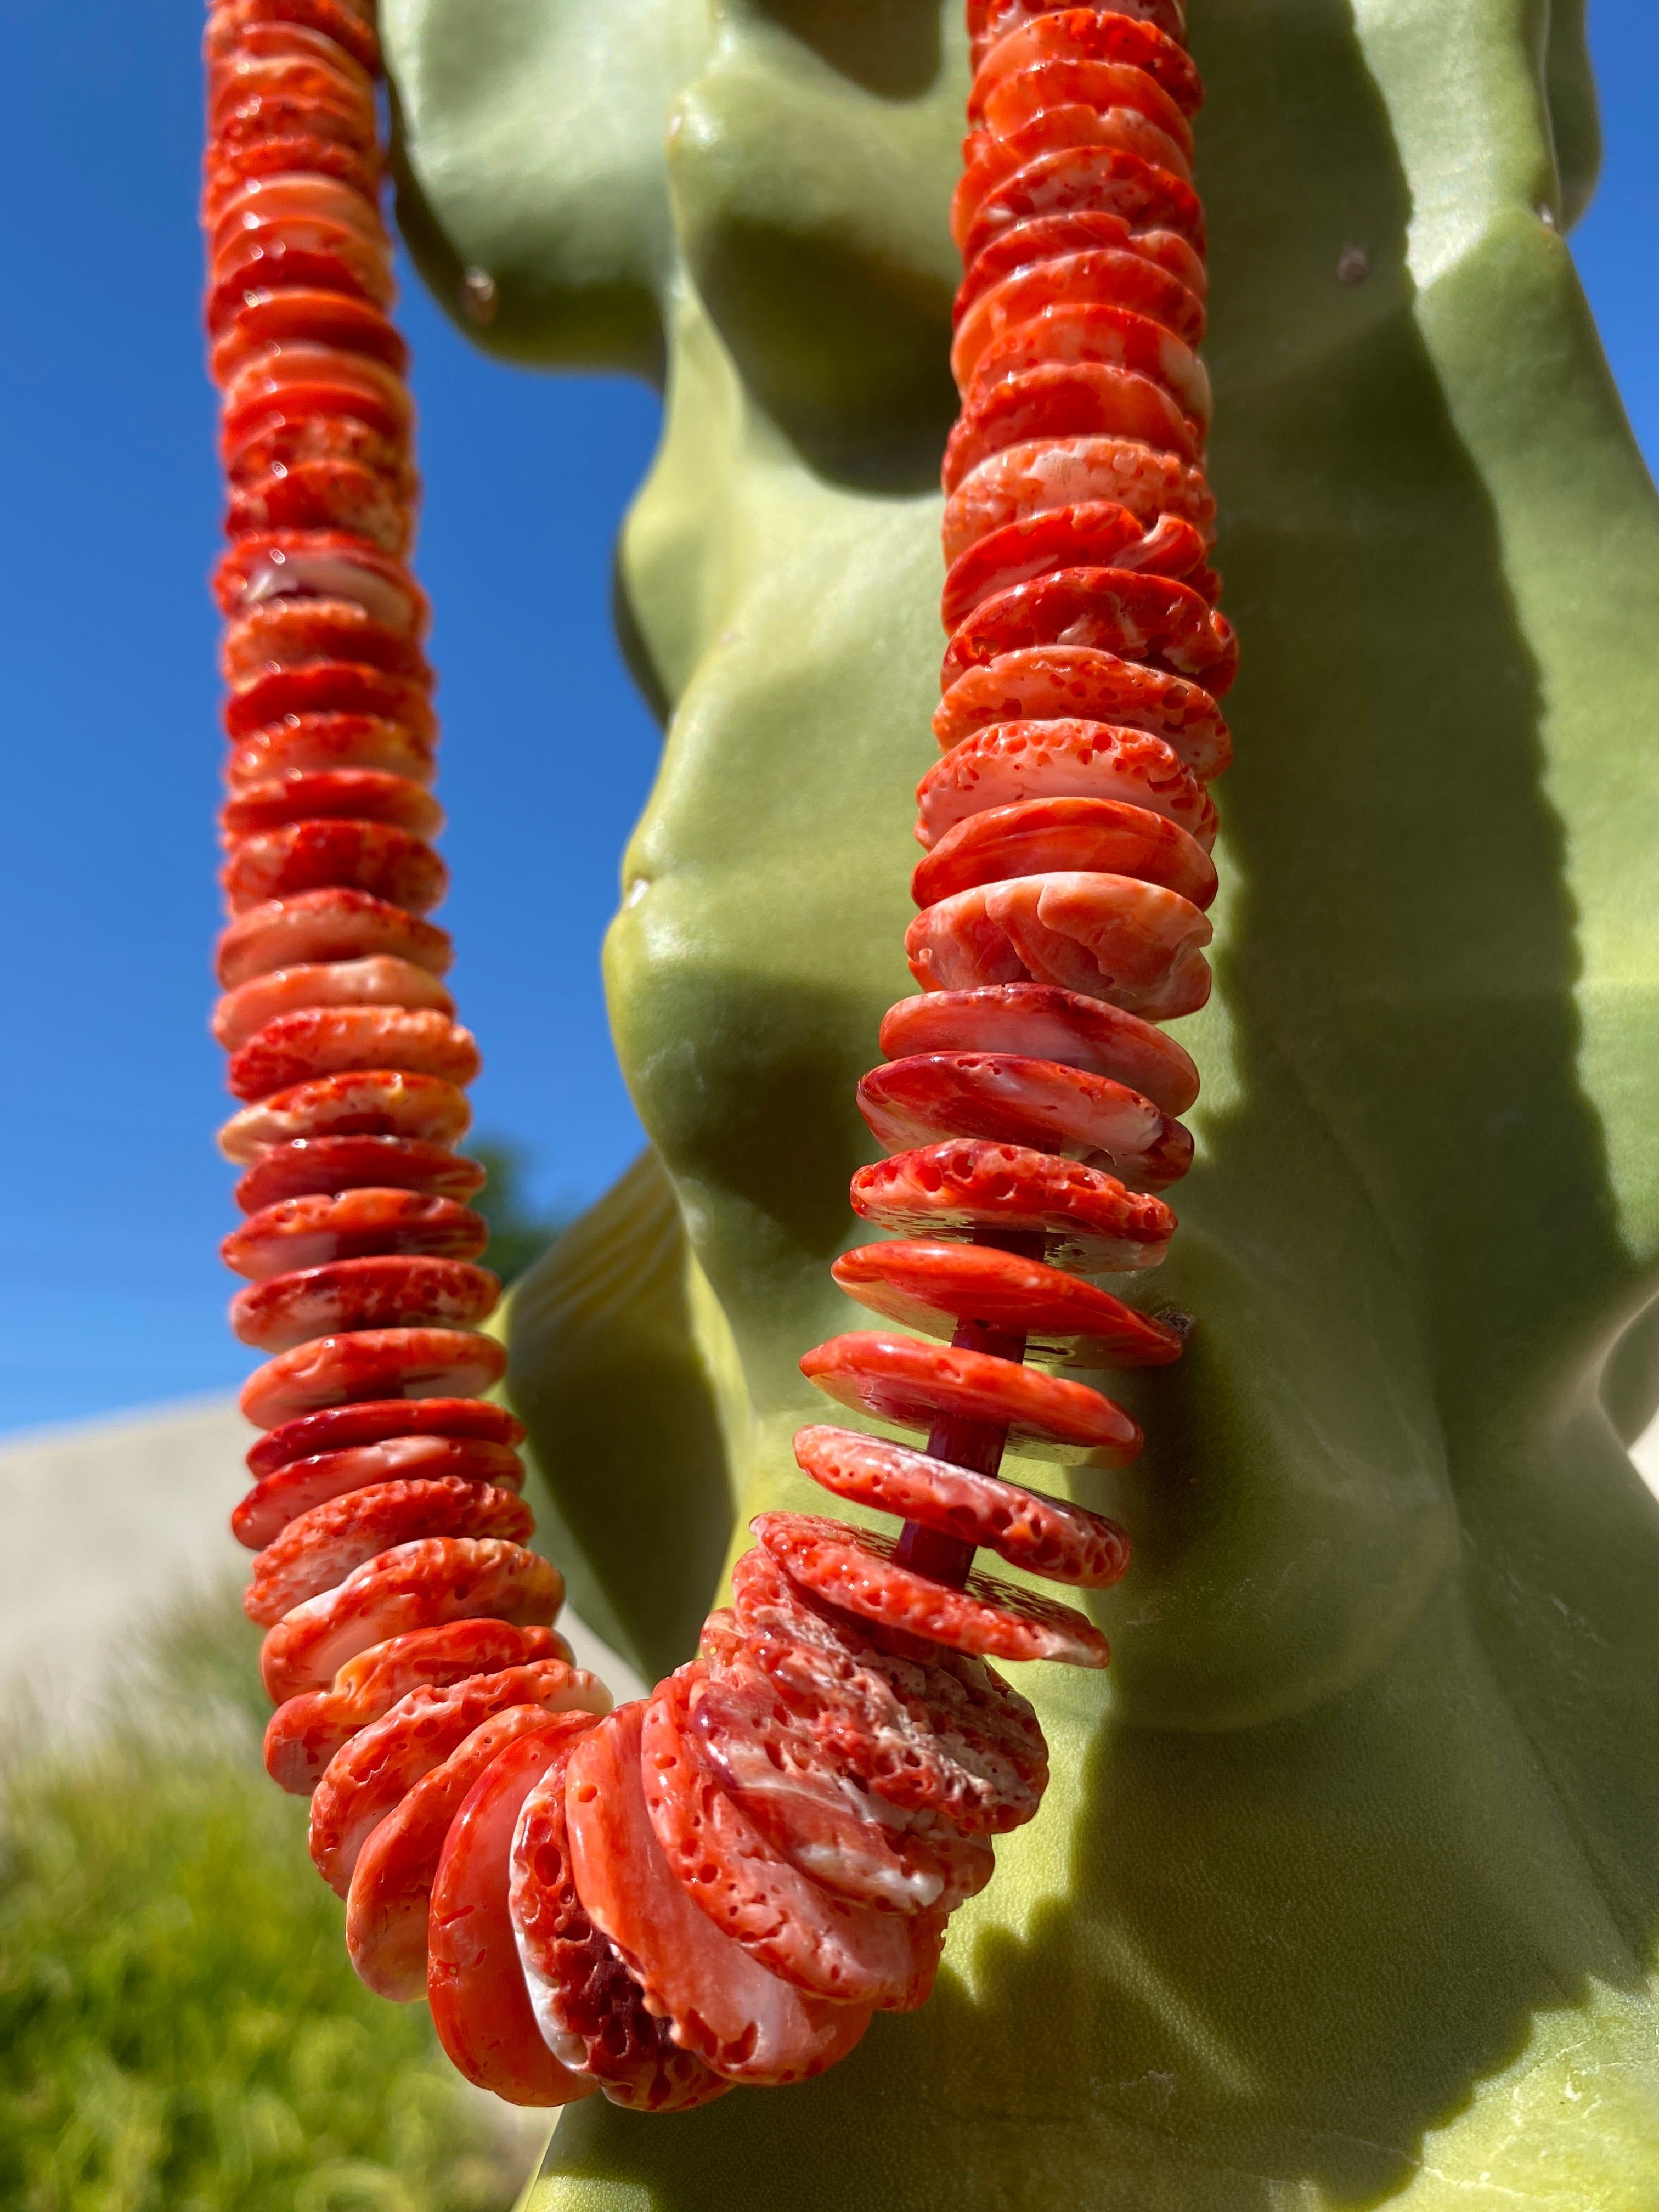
0,2,1654,1435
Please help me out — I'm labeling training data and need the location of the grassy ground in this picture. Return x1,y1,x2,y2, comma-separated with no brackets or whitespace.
0,1588,539,2212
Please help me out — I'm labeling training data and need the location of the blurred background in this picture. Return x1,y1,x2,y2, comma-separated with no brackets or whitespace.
0,2,1655,2207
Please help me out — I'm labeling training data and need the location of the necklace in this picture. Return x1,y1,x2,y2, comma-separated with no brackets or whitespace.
204,0,1224,2111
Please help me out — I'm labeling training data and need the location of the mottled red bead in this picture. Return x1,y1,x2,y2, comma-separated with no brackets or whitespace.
755,1513,1111,1669
245,1477,531,1624
940,567,1235,692
205,0,381,76
941,498,1147,628
350,1705,593,2001
229,1254,498,1351
209,287,407,380
881,983,1199,1114
945,359,1199,489
246,1394,522,1478
223,662,434,742
961,138,1205,268
223,1187,487,1277
224,717,432,792
216,888,452,990
641,1665,945,2011
687,1659,994,1916
851,1137,1175,1272
222,818,447,917
258,1534,561,1700
955,117,1202,265
427,1727,605,2106
917,718,1215,851
262,1617,569,1795
225,1007,478,1102
308,1659,605,1894
726,1550,1048,1832
801,1329,1141,1463
234,1434,524,1551
240,1325,505,1429
978,53,1195,161
568,1702,873,2086
219,771,441,843
832,1237,1183,1365
218,1071,471,1164
943,435,1211,560
966,8,1201,120
932,644,1229,780
905,869,1212,1018
215,529,426,631
912,793,1216,909
213,957,454,1052
796,1425,1130,1587
509,1737,731,2111
859,1046,1194,1183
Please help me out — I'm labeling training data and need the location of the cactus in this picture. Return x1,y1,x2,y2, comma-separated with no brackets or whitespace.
383,1,1659,2201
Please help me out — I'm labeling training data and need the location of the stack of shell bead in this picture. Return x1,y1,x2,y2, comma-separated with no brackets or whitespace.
460,0,1232,2104
203,0,621,2107
799,0,1229,1613
799,0,1226,1622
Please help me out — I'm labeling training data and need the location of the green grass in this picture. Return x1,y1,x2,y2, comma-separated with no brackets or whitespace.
0,1588,539,2212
